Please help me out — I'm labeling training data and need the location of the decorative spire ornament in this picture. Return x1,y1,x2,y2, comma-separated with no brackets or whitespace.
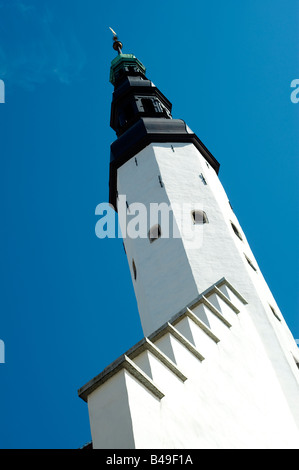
109,27,123,54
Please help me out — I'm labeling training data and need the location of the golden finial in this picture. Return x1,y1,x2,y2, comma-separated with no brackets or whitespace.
109,27,123,54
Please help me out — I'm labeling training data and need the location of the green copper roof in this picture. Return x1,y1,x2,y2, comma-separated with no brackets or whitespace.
109,54,146,85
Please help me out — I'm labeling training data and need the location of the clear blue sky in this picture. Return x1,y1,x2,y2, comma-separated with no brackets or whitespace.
0,0,298,449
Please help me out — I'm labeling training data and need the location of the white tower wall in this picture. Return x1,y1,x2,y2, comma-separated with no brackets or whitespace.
117,141,299,430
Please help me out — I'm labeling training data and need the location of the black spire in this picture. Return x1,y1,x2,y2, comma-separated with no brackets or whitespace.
108,33,220,209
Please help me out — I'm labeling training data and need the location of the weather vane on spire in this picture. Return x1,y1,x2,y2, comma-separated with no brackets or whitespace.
109,27,123,55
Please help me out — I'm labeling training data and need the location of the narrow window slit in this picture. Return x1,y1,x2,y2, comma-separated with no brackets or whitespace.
199,173,207,185
132,259,137,280
231,222,243,241
269,304,281,322
244,254,257,272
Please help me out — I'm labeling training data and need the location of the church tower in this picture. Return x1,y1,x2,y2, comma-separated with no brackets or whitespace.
78,34,299,449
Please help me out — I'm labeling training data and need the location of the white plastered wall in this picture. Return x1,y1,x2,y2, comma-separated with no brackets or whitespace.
87,370,135,449
86,282,299,449
116,141,299,430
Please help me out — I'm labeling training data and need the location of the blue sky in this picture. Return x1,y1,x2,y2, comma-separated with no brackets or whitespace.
0,0,298,449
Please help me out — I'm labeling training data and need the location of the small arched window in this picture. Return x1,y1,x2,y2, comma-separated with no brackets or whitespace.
132,259,137,280
148,224,161,243
191,210,208,224
231,222,243,241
